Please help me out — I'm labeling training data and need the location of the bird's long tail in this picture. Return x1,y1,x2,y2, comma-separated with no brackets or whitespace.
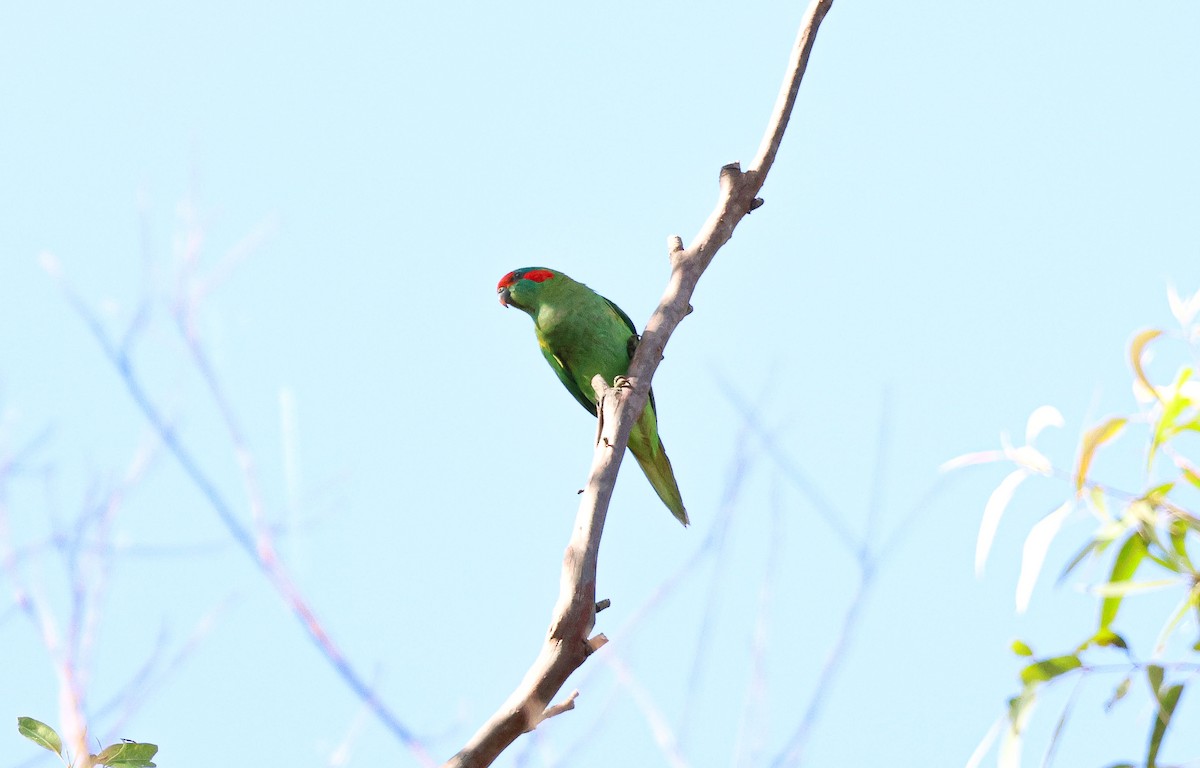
631,436,689,527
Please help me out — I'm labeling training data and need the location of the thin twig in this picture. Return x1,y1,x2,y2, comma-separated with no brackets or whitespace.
763,411,956,766
607,653,690,768
675,431,748,748
769,563,873,768
716,375,855,551
733,476,783,768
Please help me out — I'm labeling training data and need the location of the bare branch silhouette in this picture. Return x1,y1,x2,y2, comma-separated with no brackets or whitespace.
717,378,960,765
44,227,435,764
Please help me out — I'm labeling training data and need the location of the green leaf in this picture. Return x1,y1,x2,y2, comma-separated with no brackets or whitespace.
1011,639,1034,656
1019,654,1082,686
1091,578,1179,597
1154,585,1200,653
1130,329,1164,402
1100,533,1149,631
1147,664,1164,695
1075,417,1127,493
1057,539,1101,585
17,717,62,756
93,741,159,768
1001,691,1036,768
1088,485,1112,520
1144,481,1176,503
1089,628,1129,650
1168,518,1194,571
1147,682,1183,767
1105,676,1132,712
1043,684,1078,768
1150,368,1195,465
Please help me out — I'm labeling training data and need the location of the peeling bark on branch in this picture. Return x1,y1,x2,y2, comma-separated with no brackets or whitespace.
444,3,833,766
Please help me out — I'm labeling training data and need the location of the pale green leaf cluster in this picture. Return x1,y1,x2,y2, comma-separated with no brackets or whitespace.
952,285,1200,766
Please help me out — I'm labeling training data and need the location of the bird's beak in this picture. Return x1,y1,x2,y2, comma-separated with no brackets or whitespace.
498,287,512,307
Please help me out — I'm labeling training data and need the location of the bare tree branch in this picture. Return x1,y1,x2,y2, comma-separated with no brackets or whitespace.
45,237,436,765
444,3,835,765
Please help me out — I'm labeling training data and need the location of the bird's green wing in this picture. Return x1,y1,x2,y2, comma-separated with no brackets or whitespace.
604,297,657,414
604,297,638,336
538,339,597,414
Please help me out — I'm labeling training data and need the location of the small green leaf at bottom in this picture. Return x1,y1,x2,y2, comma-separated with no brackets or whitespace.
93,741,158,768
17,717,62,756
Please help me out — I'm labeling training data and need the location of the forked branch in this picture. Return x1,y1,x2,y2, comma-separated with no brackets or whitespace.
444,2,834,765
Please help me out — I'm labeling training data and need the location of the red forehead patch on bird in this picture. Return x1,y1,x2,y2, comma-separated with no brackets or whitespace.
497,268,555,290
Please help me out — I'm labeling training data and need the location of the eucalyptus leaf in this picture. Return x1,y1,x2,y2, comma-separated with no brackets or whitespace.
1075,417,1127,493
1147,664,1164,696
93,741,158,768
1147,682,1183,767
1168,519,1193,570
1105,676,1132,712
1089,628,1129,651
1020,655,1081,686
1001,691,1036,768
1016,501,1073,613
1154,586,1200,654
1100,534,1149,631
977,469,1029,576
1057,539,1101,585
17,717,62,756
1150,369,1195,464
1091,578,1179,598
1129,329,1163,402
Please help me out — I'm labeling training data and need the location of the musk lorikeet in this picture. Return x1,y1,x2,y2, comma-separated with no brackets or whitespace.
497,267,689,526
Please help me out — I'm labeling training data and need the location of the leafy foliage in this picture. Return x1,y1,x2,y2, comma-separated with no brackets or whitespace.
955,286,1200,766
18,717,63,757
17,717,158,768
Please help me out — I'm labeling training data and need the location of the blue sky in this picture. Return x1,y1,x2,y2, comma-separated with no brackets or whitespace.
3,2,1199,766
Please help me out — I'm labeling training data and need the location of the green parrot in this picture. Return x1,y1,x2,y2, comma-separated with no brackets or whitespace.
497,267,689,526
